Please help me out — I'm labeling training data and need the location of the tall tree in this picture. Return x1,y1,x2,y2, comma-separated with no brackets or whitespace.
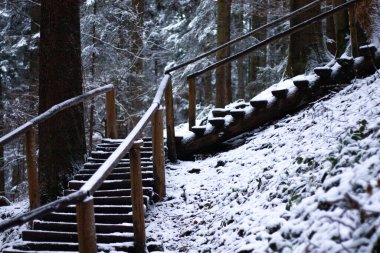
284,0,330,77
333,0,349,57
215,0,232,107
38,0,85,203
0,74,4,197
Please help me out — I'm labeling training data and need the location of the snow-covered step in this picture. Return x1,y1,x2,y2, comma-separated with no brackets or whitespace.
33,220,134,233
293,79,310,90
22,230,134,243
68,179,154,190
230,109,246,119
86,157,152,163
191,126,207,136
73,171,153,180
96,145,152,152
41,212,133,224
208,117,225,128
250,99,268,109
64,187,153,197
211,108,230,117
271,89,288,99
314,67,332,79
83,161,153,170
90,150,153,159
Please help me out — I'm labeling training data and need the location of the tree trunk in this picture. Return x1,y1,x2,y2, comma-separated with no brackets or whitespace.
333,0,349,57
285,0,330,77
0,75,4,197
236,0,245,100
215,0,231,108
29,0,40,113
39,0,85,203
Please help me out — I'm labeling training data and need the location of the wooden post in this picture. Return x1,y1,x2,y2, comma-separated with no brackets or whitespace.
76,197,97,253
88,100,95,155
106,88,118,139
152,108,165,200
188,77,196,130
130,141,146,252
164,79,177,163
348,5,358,57
25,129,40,210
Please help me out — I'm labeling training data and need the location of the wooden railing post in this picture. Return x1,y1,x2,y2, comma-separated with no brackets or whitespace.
106,88,118,139
152,108,165,200
188,77,196,130
88,100,95,155
76,197,97,253
25,129,40,210
164,79,177,163
349,4,358,57
130,140,146,252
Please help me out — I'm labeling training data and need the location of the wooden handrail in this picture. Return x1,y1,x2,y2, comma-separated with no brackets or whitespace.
0,74,173,233
188,0,358,79
0,84,115,146
164,0,326,74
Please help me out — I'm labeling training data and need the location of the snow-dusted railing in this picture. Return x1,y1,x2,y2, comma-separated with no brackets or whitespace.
0,75,172,253
0,84,117,211
166,0,361,130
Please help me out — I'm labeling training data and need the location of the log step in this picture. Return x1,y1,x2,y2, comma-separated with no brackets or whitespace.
96,146,152,152
7,242,135,252
33,220,134,233
64,187,153,197
271,89,288,99
73,171,153,180
230,109,245,119
58,204,134,214
359,44,377,58
86,157,151,163
68,179,154,190
97,141,153,149
90,151,152,159
314,67,332,79
293,79,309,90
208,117,225,128
41,212,133,224
58,195,149,206
83,161,153,170
250,100,268,109
336,57,354,68
234,102,249,109
22,230,134,243
211,109,230,117
191,126,207,136
78,165,153,175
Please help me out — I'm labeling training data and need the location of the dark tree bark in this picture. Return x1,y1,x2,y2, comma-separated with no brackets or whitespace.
29,0,40,114
0,75,4,197
333,0,349,57
236,0,245,100
38,0,85,203
215,0,232,108
285,0,330,77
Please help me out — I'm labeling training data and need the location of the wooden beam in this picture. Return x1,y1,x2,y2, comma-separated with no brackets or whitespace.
25,129,40,210
76,197,97,253
348,5,358,57
152,108,165,200
106,88,118,139
164,79,177,163
130,141,146,252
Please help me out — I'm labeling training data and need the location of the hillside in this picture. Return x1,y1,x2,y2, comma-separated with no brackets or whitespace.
145,72,380,252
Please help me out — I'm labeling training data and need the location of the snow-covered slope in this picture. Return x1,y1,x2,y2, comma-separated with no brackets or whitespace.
146,72,380,253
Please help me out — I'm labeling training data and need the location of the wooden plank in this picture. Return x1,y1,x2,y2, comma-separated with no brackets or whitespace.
164,79,177,163
152,108,165,200
130,141,146,252
76,197,97,253
106,88,118,139
25,129,40,211
348,6,358,57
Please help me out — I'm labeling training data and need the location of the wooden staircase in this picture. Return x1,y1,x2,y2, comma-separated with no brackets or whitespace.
3,137,163,253
177,45,380,157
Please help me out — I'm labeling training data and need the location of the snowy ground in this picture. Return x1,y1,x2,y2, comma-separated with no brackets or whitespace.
146,72,380,253
1,73,379,252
